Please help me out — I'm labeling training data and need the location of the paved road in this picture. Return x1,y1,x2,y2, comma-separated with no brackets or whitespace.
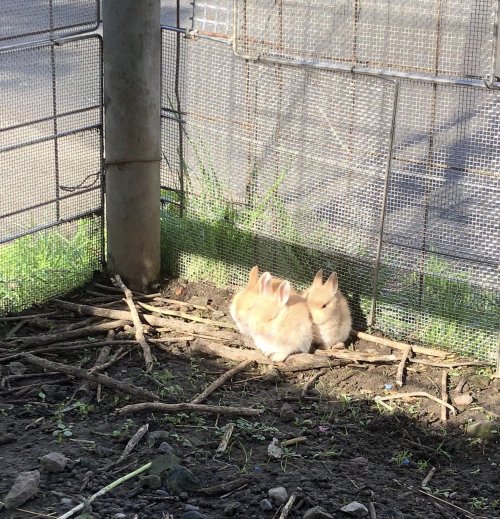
0,1,191,240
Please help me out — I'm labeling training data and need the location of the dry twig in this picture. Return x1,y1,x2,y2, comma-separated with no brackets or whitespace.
22,353,158,401
278,490,299,519
301,368,327,396
375,392,457,415
440,370,449,421
118,401,262,417
191,359,255,404
396,345,412,387
116,423,149,464
421,466,437,488
113,275,154,372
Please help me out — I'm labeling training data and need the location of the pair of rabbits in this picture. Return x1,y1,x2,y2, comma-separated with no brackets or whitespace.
230,266,352,362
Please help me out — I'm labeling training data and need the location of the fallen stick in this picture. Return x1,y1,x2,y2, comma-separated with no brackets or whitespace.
408,358,490,368
190,339,352,372
197,478,249,496
149,336,194,343
113,275,154,372
440,370,449,421
396,345,412,387
353,331,448,358
22,353,158,401
154,296,209,311
278,490,299,519
116,423,149,465
302,368,327,396
75,330,114,397
58,461,152,519
90,347,130,374
368,502,377,519
421,466,437,488
54,300,241,342
16,320,129,347
0,311,57,321
314,349,398,363
281,437,307,447
375,392,457,415
215,423,235,456
117,401,263,417
418,489,477,519
191,359,255,404
138,301,237,330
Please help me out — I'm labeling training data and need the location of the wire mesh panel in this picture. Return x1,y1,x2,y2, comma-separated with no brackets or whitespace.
161,28,398,332
233,0,499,81
0,35,103,314
0,0,100,46
192,0,233,34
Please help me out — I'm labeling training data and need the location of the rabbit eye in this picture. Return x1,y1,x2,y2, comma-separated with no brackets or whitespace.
321,302,328,309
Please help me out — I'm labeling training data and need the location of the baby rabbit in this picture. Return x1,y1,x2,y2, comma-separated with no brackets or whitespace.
230,265,282,337
303,269,352,349
247,272,313,362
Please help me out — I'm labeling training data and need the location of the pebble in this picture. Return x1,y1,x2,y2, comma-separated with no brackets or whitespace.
8,361,27,375
180,512,208,519
112,514,127,519
185,504,201,512
40,452,68,473
223,502,240,516
142,474,162,489
350,456,369,467
158,441,175,454
451,393,473,407
148,430,171,447
267,438,283,459
303,506,334,519
279,403,296,422
4,470,40,509
60,497,74,506
340,501,369,517
260,499,273,512
268,486,288,504
466,421,499,440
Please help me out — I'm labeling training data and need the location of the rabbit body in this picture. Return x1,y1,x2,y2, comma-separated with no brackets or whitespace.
229,265,283,337
247,274,312,362
304,269,352,349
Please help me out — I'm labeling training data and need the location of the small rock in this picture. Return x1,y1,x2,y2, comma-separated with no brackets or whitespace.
340,501,368,517
211,310,226,320
223,502,240,516
185,504,201,512
60,497,74,506
112,514,127,519
452,393,473,407
158,441,175,454
262,367,280,383
260,499,273,512
279,403,295,422
155,489,169,496
303,506,334,519
148,430,171,447
40,452,67,473
268,486,288,504
180,512,208,519
0,432,17,445
142,474,162,489
4,470,40,509
188,296,209,307
466,421,499,440
165,465,201,495
8,361,27,375
267,438,283,459
350,456,369,466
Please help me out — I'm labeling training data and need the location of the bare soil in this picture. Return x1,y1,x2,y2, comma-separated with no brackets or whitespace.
0,276,499,519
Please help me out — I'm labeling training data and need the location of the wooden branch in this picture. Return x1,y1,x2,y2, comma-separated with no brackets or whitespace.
375,392,457,415
189,339,352,372
279,490,299,519
396,345,412,387
302,368,327,396
440,370,449,422
191,360,255,404
0,311,57,321
353,331,448,358
113,275,154,372
314,349,398,363
421,466,436,488
16,320,129,347
117,401,263,417
154,296,209,311
138,301,237,330
408,358,490,368
54,300,241,342
22,353,158,401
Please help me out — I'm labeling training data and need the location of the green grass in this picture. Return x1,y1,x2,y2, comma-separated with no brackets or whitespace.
0,217,101,315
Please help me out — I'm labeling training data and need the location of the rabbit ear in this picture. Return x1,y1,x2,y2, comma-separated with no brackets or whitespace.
326,272,339,294
259,272,273,296
277,281,291,306
247,265,259,286
313,269,324,287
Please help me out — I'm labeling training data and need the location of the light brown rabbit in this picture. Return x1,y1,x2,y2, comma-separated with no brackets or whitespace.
229,266,283,337
303,269,352,349
247,273,312,362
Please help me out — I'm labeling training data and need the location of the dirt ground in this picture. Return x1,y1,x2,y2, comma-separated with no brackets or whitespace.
0,276,499,519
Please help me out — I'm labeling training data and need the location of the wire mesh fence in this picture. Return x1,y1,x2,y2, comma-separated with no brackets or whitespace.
0,34,103,314
0,0,100,46
161,1,500,363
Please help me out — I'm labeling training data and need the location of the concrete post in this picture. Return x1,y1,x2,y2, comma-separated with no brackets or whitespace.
103,0,161,291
